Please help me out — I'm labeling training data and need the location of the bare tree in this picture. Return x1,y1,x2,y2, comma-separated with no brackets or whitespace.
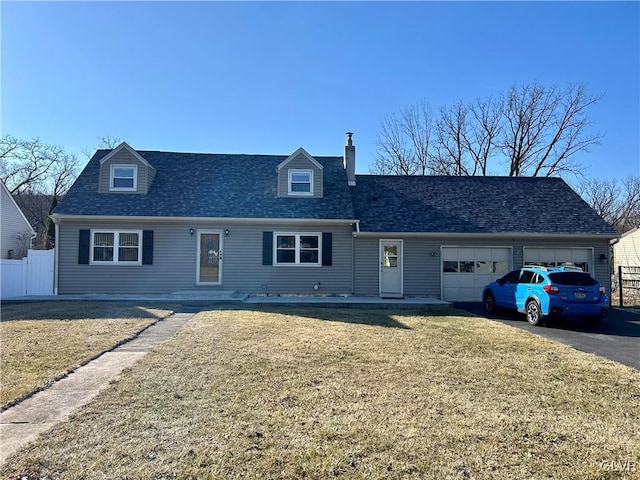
578,176,640,233
432,102,471,176
14,230,33,259
371,82,603,179
1,134,80,248
81,135,122,160
465,95,503,176
371,100,433,175
0,135,78,196
502,82,603,177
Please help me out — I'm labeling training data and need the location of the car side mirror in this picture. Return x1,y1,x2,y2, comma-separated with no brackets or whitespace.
496,278,504,286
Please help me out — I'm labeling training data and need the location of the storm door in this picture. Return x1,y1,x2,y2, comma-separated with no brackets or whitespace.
197,231,222,285
379,239,403,298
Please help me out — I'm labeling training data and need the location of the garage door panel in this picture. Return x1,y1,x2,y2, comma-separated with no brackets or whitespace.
441,247,512,302
524,248,592,272
442,274,459,288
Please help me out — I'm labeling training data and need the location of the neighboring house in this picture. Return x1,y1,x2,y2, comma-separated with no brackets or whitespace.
613,227,640,269
1,181,36,259
51,137,618,300
613,227,640,290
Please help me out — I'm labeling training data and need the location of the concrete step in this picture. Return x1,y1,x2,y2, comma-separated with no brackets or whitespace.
169,290,246,301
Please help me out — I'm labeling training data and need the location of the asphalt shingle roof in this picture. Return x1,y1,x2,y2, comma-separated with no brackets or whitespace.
55,148,617,237
54,150,355,220
350,175,618,236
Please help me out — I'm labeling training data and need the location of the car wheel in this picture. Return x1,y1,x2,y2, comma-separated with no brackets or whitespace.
484,292,496,314
526,300,543,326
583,316,602,328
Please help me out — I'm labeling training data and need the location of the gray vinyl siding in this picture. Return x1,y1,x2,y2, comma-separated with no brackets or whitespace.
98,150,155,194
353,235,612,298
354,237,448,297
57,221,352,295
353,237,378,295
1,185,33,259
277,153,323,197
404,241,441,297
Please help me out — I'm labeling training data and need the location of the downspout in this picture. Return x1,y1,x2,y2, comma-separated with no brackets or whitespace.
351,221,360,295
54,221,59,295
609,236,620,308
351,224,355,295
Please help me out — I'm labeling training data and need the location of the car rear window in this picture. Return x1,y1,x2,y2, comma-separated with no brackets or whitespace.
548,272,597,286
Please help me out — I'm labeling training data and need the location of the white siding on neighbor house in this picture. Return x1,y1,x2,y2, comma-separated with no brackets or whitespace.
98,149,156,194
277,153,323,198
614,229,640,269
1,184,34,259
57,221,353,295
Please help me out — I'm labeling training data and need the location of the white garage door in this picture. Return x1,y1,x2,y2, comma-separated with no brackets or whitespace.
442,247,511,301
523,247,592,273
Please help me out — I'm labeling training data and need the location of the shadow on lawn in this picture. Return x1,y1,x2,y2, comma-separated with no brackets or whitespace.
181,304,467,330
0,301,175,322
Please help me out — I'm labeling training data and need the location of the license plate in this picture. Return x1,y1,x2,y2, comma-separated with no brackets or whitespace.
575,292,587,299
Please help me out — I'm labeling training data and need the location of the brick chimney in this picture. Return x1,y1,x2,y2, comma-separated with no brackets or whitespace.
344,132,356,186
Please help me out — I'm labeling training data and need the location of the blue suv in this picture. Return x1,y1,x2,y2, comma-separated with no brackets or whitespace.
482,265,608,327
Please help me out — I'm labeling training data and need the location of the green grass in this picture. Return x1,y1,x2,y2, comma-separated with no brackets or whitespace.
0,302,174,407
1,306,639,479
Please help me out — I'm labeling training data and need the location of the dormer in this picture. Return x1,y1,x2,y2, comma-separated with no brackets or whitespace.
277,147,323,198
98,142,156,194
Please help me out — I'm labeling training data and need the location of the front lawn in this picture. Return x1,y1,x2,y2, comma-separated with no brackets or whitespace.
2,306,638,479
0,301,174,408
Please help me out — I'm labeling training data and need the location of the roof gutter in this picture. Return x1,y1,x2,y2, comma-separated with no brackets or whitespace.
352,231,618,241
50,214,359,226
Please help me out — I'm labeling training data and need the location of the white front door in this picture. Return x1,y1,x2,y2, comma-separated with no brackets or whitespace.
197,231,223,285
380,239,403,298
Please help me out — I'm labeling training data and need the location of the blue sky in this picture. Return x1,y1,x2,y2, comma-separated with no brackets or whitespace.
2,1,639,178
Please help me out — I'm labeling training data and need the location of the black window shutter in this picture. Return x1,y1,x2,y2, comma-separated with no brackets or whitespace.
78,229,90,264
142,230,154,265
322,232,332,266
263,231,273,265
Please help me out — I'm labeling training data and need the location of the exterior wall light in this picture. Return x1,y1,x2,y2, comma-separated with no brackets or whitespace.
224,229,230,237
190,228,195,236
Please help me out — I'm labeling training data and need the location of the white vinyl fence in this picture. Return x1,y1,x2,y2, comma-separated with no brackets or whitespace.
1,249,54,298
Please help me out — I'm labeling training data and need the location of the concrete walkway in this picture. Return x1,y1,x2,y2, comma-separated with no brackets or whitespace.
2,292,451,310
0,312,194,465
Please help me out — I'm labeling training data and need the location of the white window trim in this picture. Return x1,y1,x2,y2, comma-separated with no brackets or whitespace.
288,169,313,196
110,164,138,192
90,229,142,265
273,232,322,266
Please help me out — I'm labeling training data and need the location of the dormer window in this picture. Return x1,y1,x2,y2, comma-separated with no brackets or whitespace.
110,165,137,191
288,169,313,196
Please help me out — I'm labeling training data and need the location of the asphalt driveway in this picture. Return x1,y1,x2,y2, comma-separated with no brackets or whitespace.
455,303,640,370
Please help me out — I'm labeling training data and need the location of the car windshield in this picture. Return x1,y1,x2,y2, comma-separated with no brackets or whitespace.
548,272,597,286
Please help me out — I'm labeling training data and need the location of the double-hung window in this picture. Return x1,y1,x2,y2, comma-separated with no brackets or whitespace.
288,169,313,196
91,230,142,265
110,164,137,191
275,233,320,265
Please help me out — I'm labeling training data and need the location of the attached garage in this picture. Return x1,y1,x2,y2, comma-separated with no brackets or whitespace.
350,176,618,300
442,247,511,301
523,247,593,273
